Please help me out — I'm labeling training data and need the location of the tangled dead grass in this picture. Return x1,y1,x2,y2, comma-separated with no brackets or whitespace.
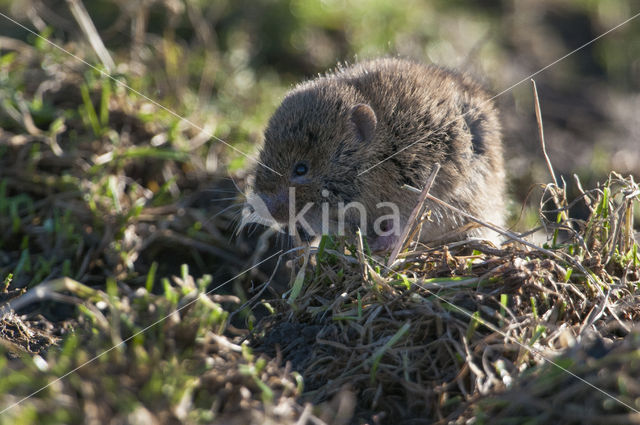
0,312,58,356
3,169,636,424
1,9,640,423
251,172,640,424
467,330,640,424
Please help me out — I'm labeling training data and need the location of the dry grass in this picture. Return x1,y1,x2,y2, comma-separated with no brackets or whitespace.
251,173,640,424
1,2,640,423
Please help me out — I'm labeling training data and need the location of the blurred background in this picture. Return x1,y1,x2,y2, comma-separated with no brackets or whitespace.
0,0,639,293
3,0,638,185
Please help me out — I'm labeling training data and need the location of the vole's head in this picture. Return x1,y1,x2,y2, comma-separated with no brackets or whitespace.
250,79,378,236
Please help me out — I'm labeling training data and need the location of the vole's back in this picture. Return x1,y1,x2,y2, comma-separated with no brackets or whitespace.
337,58,503,184
336,58,505,240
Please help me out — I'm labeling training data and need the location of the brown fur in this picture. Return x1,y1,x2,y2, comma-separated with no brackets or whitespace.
251,57,506,247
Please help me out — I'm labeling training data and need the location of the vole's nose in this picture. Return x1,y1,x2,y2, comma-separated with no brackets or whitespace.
257,190,289,223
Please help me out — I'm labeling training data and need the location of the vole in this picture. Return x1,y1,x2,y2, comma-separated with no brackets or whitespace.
247,57,506,251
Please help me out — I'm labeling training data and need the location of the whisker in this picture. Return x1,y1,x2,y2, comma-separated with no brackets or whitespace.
209,197,241,202
201,189,242,194
249,223,260,237
209,203,241,220
227,174,246,197
232,209,253,236
227,222,238,243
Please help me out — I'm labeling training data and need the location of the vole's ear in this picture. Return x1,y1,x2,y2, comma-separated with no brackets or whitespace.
350,103,377,143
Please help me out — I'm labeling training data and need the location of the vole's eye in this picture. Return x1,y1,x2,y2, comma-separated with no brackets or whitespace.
293,162,308,176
